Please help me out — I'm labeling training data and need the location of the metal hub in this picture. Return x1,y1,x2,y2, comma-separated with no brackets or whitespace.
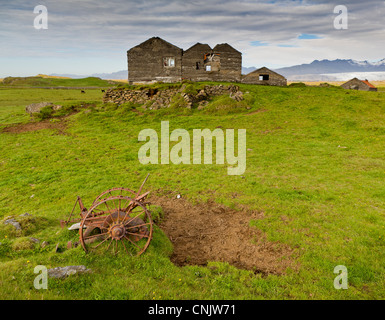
110,224,126,240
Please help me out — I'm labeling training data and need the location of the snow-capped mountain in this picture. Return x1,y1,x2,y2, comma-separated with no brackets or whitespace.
274,59,385,77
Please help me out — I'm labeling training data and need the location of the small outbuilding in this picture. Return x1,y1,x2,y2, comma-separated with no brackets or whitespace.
241,67,287,86
340,78,377,92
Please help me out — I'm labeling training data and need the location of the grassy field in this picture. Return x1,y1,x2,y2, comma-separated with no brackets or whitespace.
0,76,118,88
0,81,384,300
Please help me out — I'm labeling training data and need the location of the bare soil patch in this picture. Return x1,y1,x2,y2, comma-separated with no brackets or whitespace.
1,119,67,134
247,108,268,115
151,195,297,275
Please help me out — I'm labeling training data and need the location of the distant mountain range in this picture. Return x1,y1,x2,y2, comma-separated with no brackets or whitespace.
50,70,127,80
50,59,385,81
274,59,385,78
243,58,385,81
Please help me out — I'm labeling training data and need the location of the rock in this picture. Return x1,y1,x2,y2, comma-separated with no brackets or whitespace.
26,102,52,114
66,241,79,249
3,218,21,230
41,241,49,248
196,89,207,100
20,213,31,217
68,222,82,230
229,91,244,102
47,266,92,279
25,102,50,114
103,84,244,108
197,101,209,110
29,237,40,243
25,102,62,114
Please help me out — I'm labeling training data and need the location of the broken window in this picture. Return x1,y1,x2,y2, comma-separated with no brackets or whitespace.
204,52,220,63
163,57,175,67
259,74,270,81
196,62,200,70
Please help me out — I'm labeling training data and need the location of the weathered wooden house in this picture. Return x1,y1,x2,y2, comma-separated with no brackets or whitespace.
127,37,242,84
340,78,377,91
241,67,287,86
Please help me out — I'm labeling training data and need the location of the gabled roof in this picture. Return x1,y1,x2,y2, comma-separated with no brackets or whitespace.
213,43,241,54
185,42,212,52
361,79,376,89
343,78,377,89
245,66,286,79
128,37,182,52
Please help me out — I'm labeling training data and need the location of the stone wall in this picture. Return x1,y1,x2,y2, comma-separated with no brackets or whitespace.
103,84,243,110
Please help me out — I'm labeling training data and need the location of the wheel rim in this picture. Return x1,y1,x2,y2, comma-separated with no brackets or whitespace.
91,188,136,206
79,195,153,256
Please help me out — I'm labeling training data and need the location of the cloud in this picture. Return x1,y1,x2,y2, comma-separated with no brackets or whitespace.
0,0,384,76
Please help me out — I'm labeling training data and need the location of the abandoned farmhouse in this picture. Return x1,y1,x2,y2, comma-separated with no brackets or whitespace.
127,37,287,86
242,67,287,86
341,78,378,92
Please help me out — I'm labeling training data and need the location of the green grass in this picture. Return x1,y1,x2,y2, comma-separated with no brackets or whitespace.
0,82,385,300
0,76,118,88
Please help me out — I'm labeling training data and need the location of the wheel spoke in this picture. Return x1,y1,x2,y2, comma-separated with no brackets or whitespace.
121,238,133,256
105,237,113,252
124,235,141,250
92,235,111,249
104,201,117,225
109,192,119,213
84,231,109,241
125,222,152,229
123,210,145,226
81,195,152,256
125,231,150,238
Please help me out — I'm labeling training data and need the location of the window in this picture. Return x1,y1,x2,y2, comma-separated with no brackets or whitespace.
259,74,269,81
196,62,200,70
206,65,211,72
163,57,175,67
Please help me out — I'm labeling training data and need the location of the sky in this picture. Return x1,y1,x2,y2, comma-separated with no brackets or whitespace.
0,0,384,77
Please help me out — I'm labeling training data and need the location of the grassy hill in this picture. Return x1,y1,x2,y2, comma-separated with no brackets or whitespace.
0,82,384,300
0,76,118,88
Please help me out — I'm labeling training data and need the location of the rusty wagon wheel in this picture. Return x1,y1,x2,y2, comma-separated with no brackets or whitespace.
79,195,153,256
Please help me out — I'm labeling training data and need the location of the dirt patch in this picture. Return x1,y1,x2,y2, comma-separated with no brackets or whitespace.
1,119,67,134
247,108,268,115
151,195,297,275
